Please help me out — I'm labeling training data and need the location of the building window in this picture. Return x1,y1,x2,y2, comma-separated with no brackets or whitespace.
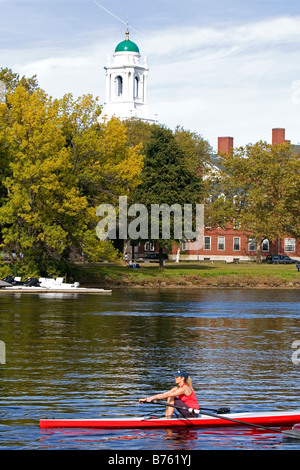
261,239,269,252
233,237,240,251
284,238,295,252
218,236,225,251
134,76,139,98
204,236,211,250
248,238,256,252
115,76,123,96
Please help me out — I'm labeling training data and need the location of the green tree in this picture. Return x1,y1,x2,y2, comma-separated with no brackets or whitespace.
124,118,160,149
174,125,212,173
206,140,300,261
124,120,212,172
132,126,203,267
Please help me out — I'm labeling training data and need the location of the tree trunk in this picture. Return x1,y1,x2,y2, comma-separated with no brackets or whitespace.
256,239,262,263
159,246,164,269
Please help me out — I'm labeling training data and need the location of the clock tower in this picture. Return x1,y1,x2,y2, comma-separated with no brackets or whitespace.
104,27,151,121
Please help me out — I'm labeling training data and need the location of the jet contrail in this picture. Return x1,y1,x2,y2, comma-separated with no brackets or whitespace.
93,0,178,61
93,1,145,37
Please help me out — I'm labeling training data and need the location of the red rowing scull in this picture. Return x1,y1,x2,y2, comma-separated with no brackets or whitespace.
39,409,300,429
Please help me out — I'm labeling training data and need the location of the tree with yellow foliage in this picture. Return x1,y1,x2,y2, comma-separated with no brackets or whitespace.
0,74,143,275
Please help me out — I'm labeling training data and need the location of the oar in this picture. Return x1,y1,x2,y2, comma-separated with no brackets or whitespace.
197,406,230,414
144,400,300,439
139,399,230,415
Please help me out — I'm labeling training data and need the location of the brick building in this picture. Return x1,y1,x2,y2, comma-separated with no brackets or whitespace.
135,127,300,263
174,127,300,262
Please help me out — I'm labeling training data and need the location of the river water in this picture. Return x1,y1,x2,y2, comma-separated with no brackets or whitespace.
0,287,300,452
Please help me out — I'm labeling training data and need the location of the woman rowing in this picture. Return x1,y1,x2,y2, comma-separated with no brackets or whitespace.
139,369,199,418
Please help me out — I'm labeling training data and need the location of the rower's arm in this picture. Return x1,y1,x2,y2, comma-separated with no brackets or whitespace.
153,388,178,400
139,387,180,403
153,385,191,401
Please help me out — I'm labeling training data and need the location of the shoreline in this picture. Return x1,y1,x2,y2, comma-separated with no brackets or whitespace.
3,263,299,291
74,262,300,290
104,284,300,290
83,274,300,290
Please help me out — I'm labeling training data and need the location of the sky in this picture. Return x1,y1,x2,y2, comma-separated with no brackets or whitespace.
1,0,300,150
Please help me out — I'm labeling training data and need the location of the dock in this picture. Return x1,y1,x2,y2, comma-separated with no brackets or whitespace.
0,287,112,294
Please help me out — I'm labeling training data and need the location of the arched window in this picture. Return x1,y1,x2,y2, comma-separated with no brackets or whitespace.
115,76,123,96
134,76,139,98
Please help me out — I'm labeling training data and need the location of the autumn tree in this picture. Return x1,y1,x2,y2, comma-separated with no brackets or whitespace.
0,74,144,275
0,85,90,274
0,68,39,207
0,67,38,93
57,99,144,259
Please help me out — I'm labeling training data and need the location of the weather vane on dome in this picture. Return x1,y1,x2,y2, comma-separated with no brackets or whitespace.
125,17,130,40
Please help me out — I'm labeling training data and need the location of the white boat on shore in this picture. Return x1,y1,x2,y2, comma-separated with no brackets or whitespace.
0,277,112,294
39,277,80,289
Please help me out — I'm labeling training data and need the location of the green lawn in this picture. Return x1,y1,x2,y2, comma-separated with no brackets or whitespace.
75,261,300,288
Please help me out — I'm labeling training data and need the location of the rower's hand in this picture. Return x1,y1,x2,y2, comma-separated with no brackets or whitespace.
139,397,154,403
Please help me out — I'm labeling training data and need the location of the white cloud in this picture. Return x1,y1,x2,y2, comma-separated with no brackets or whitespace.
144,16,300,147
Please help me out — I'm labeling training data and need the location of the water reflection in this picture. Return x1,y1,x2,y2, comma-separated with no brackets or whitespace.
0,288,300,450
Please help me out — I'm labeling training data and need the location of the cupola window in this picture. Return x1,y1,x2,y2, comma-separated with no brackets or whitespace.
116,76,123,96
134,76,139,98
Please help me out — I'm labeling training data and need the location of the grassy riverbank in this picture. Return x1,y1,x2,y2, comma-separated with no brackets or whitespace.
75,261,300,288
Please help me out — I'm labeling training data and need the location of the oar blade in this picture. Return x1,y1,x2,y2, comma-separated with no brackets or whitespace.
282,429,300,439
215,407,230,414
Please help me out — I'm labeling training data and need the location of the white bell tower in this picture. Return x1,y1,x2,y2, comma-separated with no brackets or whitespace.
104,27,150,121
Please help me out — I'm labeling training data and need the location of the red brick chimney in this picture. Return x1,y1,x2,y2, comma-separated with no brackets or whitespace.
272,128,286,145
218,136,234,155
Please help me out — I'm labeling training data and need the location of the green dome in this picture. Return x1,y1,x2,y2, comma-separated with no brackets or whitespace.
115,28,139,53
115,39,139,53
